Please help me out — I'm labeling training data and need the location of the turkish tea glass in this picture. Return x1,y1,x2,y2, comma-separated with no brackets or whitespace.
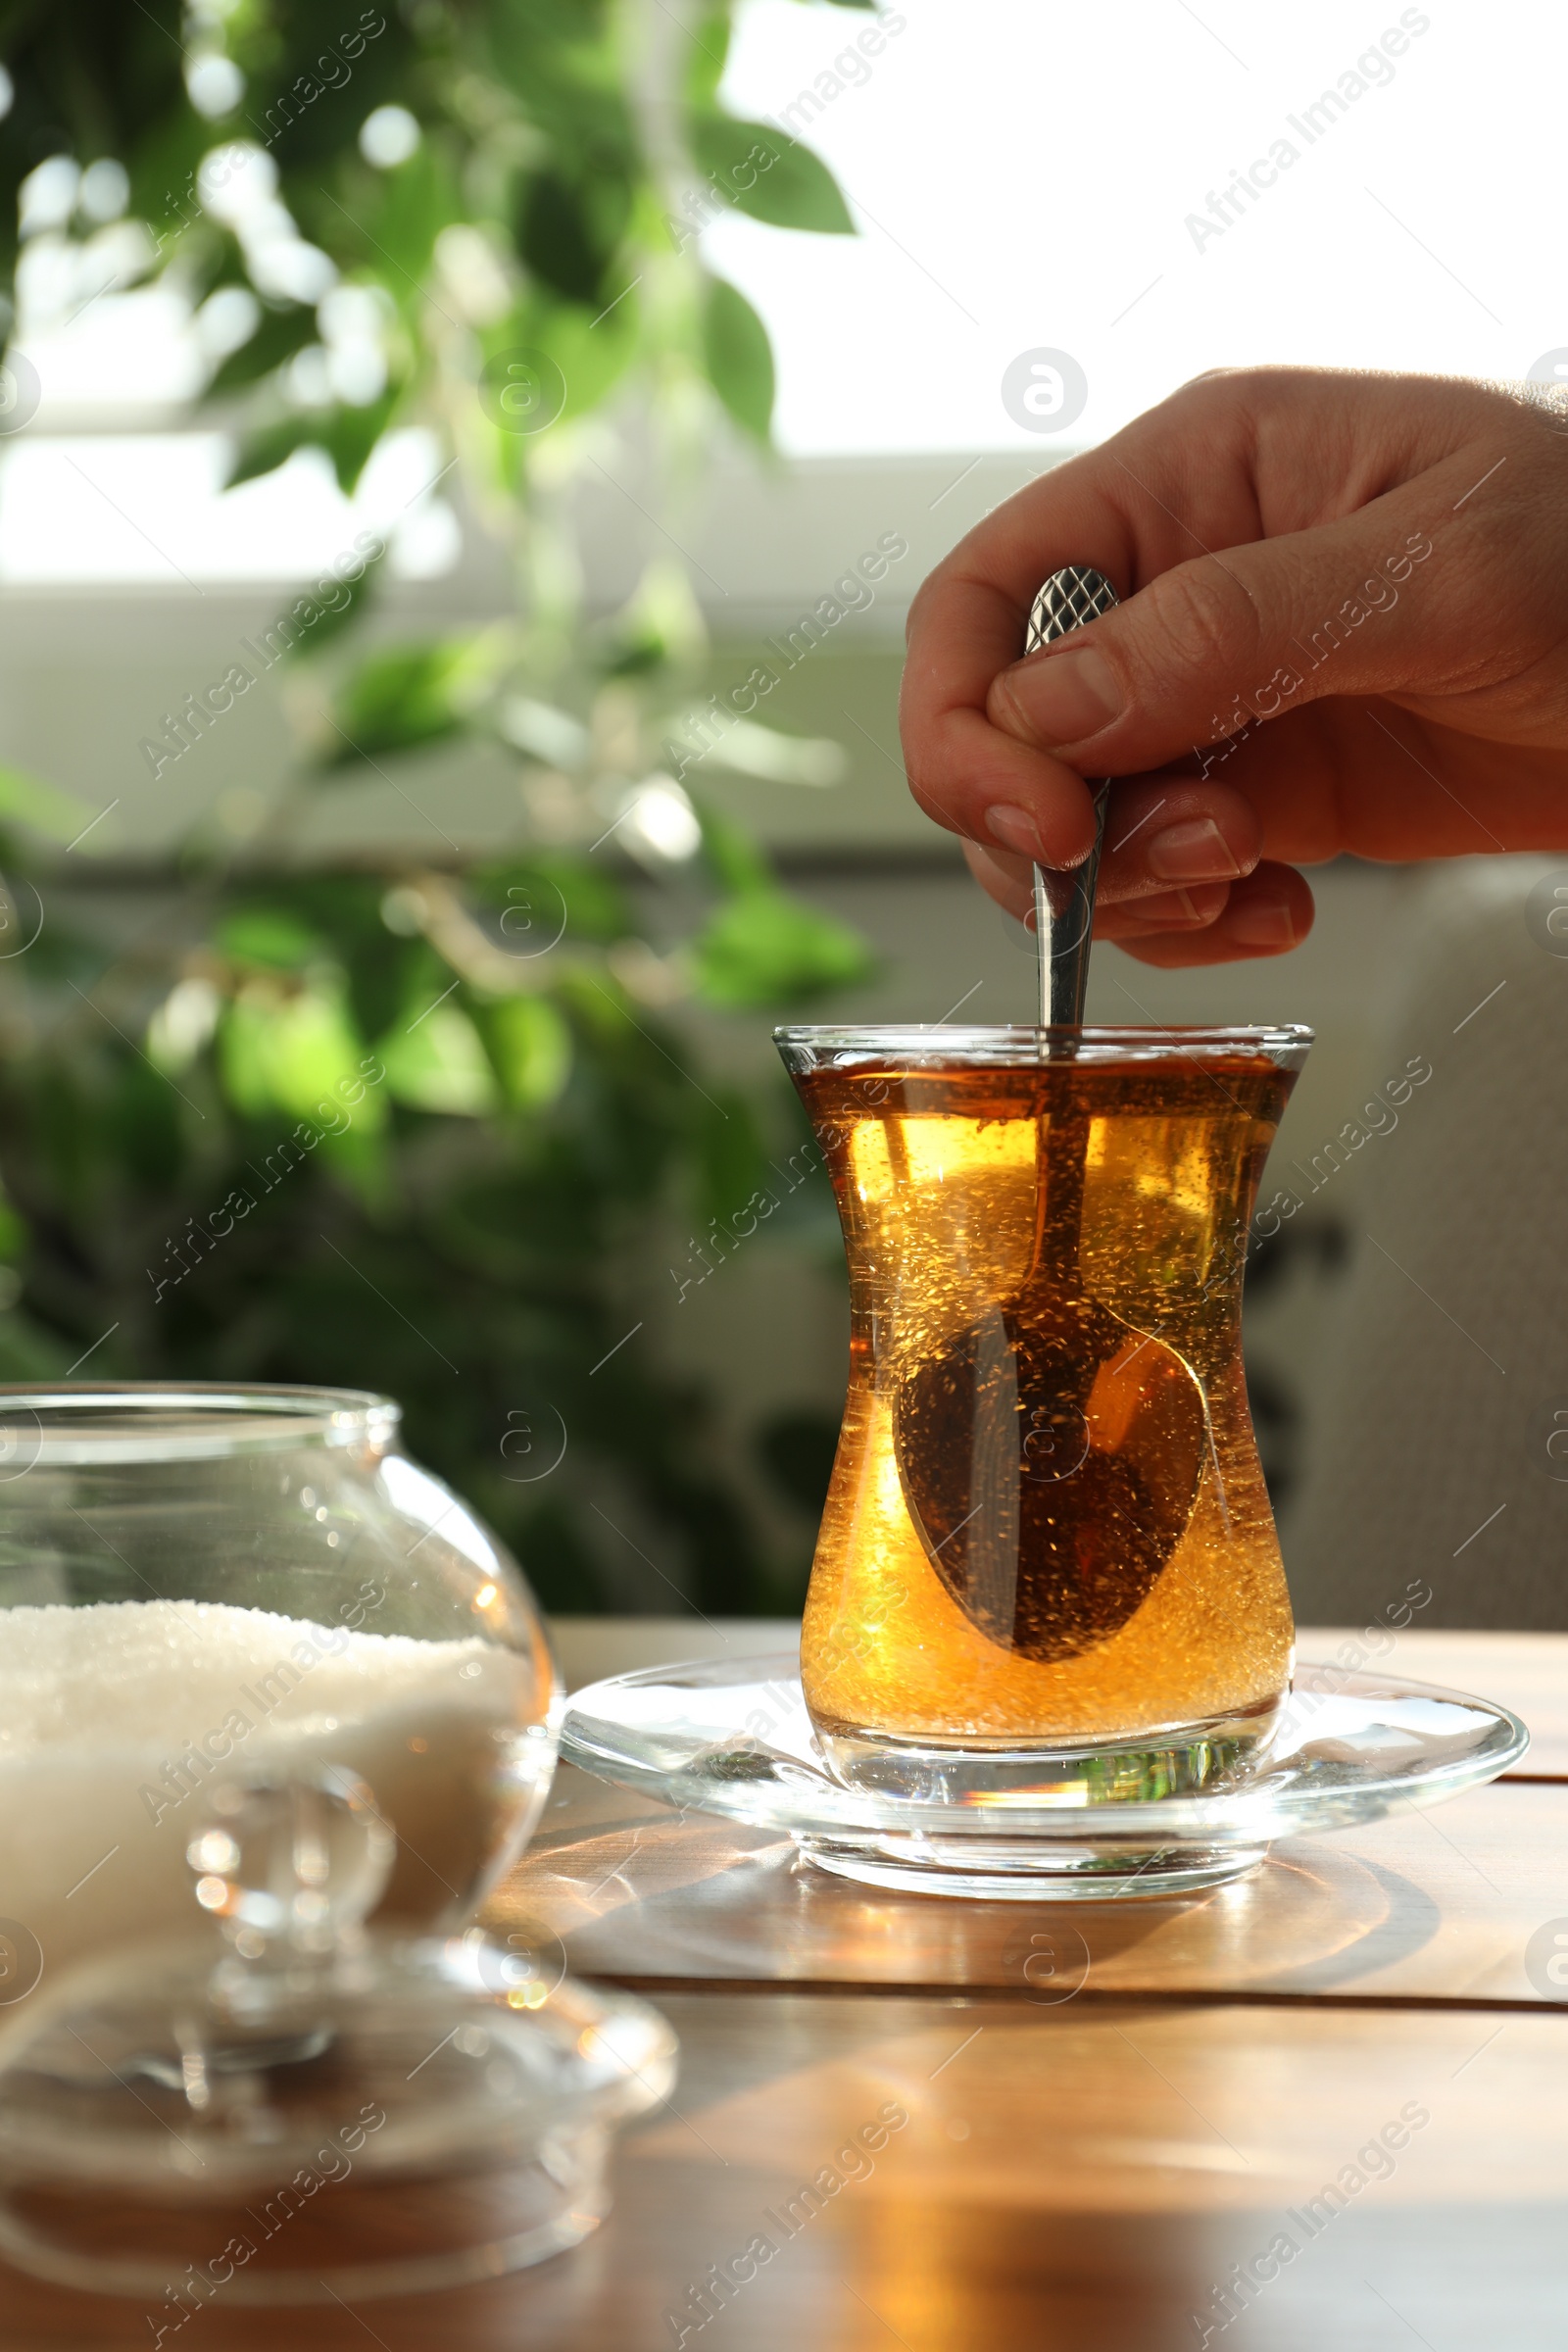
776,1025,1311,1801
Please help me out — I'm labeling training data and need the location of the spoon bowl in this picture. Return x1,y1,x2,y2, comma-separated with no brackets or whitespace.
893,1109,1208,1664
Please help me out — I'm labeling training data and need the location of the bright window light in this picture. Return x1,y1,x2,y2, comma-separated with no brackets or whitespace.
186,54,245,120
0,428,459,586
711,0,1564,454
21,288,203,415
360,106,421,169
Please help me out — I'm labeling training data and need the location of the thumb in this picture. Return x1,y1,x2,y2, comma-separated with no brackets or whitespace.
986,503,1440,775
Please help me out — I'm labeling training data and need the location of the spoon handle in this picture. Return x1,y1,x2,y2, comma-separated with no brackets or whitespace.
1024,566,1120,1028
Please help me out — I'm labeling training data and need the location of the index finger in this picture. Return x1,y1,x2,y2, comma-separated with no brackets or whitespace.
899,387,1269,867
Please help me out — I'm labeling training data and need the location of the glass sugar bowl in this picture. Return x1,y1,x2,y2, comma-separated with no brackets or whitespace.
0,1385,560,1992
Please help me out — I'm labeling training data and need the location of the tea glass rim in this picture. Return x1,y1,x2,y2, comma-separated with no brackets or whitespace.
0,1382,399,1466
773,1021,1312,1066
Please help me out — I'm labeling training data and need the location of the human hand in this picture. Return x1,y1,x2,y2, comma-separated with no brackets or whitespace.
900,367,1568,964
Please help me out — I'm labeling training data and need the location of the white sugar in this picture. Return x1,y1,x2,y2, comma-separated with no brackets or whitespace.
0,1597,546,1983
0,1597,504,1750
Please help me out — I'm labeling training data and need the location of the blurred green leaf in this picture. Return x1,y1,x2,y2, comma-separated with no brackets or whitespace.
493,295,636,429
695,803,773,897
207,303,316,398
601,560,706,681
341,142,460,300
703,276,773,443
494,695,590,767
319,637,502,767
281,540,387,662
681,4,733,107
517,168,632,305
688,1087,770,1227
318,389,402,493
693,716,847,787
482,9,639,160
378,1002,501,1116
217,909,321,969
226,389,399,495
481,995,572,1109
690,118,855,234
689,891,873,1008
219,983,382,1132
0,1182,27,1262
0,765,90,844
226,414,319,490
472,855,628,946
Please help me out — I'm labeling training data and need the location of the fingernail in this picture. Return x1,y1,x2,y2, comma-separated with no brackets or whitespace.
1172,889,1209,924
1147,816,1246,884
994,647,1122,749
1228,898,1297,950
1128,883,1228,927
985,803,1043,858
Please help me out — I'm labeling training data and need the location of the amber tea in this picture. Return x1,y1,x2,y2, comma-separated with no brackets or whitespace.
777,1026,1310,1781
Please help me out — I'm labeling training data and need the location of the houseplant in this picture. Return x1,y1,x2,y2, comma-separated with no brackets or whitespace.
0,0,883,1611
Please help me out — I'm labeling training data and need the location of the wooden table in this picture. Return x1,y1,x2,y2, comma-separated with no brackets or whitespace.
5,1622,1565,2349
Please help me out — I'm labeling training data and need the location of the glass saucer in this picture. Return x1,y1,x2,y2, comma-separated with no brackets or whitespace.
562,1654,1528,1900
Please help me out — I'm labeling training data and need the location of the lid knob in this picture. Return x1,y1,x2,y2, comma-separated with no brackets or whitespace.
184,1764,395,1965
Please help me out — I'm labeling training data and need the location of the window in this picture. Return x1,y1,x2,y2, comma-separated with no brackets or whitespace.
709,0,1547,455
